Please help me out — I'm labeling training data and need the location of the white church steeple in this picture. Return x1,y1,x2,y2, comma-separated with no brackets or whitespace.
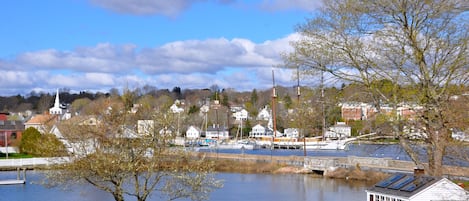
49,89,63,115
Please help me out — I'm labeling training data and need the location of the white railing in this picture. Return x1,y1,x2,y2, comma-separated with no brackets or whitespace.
0,157,68,168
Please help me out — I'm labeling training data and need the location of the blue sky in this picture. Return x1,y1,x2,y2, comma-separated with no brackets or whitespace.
0,0,322,96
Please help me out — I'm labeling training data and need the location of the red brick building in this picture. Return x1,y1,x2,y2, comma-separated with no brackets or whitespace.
0,113,25,149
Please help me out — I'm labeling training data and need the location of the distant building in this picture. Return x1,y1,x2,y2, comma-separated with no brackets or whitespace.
204,124,229,140
284,128,299,138
24,113,58,134
0,112,24,153
249,124,272,138
257,106,271,121
233,109,248,121
186,125,202,139
366,171,468,201
325,122,351,138
49,89,63,115
341,102,421,121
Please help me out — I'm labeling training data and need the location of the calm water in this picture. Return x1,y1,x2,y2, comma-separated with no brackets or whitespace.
0,171,369,201
199,144,412,160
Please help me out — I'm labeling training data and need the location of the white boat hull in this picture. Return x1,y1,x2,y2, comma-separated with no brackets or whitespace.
273,140,349,150
209,140,260,150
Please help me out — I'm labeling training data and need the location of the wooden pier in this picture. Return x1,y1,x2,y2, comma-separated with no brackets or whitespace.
0,167,26,185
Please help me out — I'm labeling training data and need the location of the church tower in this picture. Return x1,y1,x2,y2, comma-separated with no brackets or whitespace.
49,89,63,115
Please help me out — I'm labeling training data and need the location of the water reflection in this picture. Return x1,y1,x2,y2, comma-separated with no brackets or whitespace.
0,171,368,201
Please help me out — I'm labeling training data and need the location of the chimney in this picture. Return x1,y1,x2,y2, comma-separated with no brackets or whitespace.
414,166,425,177
0,112,9,121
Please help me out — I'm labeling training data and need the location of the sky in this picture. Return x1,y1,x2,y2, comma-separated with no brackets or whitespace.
0,0,323,96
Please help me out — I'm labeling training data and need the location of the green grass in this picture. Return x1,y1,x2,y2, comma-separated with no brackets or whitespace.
0,153,34,159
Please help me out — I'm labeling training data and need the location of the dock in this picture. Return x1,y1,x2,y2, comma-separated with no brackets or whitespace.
0,167,27,185
0,179,25,185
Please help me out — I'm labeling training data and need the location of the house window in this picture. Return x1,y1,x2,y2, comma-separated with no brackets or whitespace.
369,194,374,201
11,132,17,139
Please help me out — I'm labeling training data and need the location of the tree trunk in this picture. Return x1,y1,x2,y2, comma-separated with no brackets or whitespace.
427,142,445,177
112,190,124,201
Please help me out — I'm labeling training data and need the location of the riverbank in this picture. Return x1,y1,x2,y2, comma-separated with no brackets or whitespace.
210,158,388,183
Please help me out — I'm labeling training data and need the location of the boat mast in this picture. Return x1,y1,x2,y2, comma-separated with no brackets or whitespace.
271,69,277,138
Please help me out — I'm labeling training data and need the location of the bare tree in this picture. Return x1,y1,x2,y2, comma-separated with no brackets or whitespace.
44,98,222,201
286,0,468,176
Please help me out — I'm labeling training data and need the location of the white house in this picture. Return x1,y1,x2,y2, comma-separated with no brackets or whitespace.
186,126,201,139
233,109,248,121
257,106,271,121
24,114,58,134
249,124,273,138
204,124,229,140
325,122,351,138
366,172,468,201
284,128,299,138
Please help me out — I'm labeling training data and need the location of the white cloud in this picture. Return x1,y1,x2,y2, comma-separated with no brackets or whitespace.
137,36,294,74
17,43,136,73
0,71,33,87
88,0,322,17
89,0,202,16
0,34,301,95
258,0,323,12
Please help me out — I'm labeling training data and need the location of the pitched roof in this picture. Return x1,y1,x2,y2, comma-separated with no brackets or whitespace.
367,173,440,198
25,114,57,125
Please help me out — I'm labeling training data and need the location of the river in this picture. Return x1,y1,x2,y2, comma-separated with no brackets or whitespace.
0,171,370,201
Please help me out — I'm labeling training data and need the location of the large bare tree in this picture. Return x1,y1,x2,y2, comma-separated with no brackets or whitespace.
44,98,222,201
285,0,468,176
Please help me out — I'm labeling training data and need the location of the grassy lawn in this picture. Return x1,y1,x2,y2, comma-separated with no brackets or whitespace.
0,153,34,159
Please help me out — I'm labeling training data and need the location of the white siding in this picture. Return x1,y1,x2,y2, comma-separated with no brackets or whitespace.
186,126,200,139
410,178,468,201
365,191,408,201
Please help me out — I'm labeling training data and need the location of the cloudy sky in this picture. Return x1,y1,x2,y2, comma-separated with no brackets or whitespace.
0,0,323,96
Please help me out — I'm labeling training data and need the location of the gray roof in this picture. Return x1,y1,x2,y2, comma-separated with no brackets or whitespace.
0,120,25,131
367,173,441,198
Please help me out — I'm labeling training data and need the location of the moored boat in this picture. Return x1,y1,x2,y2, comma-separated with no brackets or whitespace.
209,140,260,150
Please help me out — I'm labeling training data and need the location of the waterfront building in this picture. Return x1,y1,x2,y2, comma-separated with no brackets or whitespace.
186,125,201,139
249,124,272,138
283,128,299,138
325,122,351,138
366,171,468,201
204,124,229,140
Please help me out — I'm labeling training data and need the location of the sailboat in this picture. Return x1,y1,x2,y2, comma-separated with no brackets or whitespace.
269,68,353,150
